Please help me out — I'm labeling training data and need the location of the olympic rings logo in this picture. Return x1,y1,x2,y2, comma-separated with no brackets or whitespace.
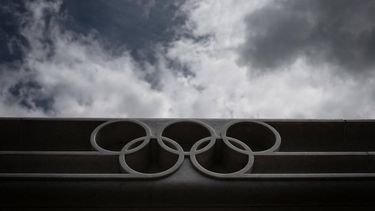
90,120,281,178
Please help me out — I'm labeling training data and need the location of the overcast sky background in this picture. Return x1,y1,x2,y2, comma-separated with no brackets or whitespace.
1,0,375,118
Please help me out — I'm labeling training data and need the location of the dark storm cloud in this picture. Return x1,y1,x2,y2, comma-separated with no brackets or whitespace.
0,0,190,67
59,0,192,88
61,0,187,63
0,0,61,113
0,0,28,66
1,0,190,67
0,0,191,113
239,0,375,74
7,80,55,113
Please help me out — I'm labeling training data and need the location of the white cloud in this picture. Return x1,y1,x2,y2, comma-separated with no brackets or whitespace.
1,0,375,118
160,0,375,118
0,0,169,117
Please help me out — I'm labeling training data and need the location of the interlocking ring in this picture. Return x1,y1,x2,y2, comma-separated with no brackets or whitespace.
190,120,281,178
91,120,184,178
222,120,281,154
91,119,281,178
90,120,151,154
158,119,216,153
119,136,184,177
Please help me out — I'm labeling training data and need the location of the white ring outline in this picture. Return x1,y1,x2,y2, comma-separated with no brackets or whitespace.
221,120,281,155
119,136,184,177
90,120,152,154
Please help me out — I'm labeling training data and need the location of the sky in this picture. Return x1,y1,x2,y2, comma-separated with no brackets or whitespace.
1,0,375,118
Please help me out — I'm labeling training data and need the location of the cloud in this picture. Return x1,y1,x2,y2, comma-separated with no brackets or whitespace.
161,0,375,118
1,0,375,118
239,0,375,75
0,0,170,117
59,0,190,88
61,0,186,58
0,0,28,66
